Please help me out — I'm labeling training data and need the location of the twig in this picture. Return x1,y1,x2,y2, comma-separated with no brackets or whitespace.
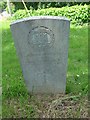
22,0,30,16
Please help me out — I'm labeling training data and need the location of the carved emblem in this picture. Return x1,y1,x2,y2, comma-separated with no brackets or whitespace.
28,26,55,49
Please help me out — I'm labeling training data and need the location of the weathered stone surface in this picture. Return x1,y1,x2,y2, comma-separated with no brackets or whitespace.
10,16,70,93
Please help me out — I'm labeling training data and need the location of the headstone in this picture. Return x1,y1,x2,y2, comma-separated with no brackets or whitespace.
10,16,70,93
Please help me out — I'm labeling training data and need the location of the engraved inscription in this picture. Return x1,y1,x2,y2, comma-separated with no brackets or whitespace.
28,26,55,49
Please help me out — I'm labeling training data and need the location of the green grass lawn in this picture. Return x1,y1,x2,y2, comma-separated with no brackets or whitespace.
1,20,88,118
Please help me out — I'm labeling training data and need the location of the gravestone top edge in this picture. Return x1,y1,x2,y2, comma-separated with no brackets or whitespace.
10,16,70,26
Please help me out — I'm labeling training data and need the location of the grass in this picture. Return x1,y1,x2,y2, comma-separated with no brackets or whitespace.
0,20,2,119
1,19,88,118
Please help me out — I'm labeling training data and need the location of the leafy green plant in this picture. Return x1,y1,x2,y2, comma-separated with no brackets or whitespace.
12,4,89,25
6,2,15,14
0,1,6,12
12,9,30,20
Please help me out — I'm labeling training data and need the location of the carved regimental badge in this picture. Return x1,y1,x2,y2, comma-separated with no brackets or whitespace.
28,26,55,50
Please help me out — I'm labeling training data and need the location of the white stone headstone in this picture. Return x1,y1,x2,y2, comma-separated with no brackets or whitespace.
10,16,70,93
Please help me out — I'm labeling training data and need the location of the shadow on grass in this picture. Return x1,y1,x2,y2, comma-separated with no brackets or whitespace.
66,74,88,95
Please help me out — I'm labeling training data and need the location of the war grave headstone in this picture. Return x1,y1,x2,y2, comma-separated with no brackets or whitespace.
10,16,70,93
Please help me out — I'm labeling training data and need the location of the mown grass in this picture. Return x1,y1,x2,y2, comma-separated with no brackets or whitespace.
1,20,88,118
